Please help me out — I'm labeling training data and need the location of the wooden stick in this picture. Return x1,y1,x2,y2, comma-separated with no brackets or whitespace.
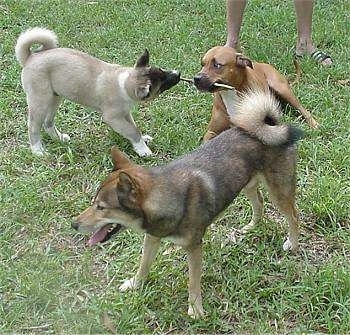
180,77,194,83
213,82,235,90
180,77,235,90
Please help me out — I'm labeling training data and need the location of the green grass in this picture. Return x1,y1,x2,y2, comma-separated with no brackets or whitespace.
1,0,349,333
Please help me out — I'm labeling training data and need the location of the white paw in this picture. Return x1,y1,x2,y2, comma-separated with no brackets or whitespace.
135,146,152,157
119,277,139,292
142,135,153,144
60,133,70,142
133,139,153,157
31,142,46,156
283,238,292,251
188,304,205,319
283,238,298,252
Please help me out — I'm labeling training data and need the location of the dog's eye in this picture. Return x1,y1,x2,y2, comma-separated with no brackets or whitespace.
213,62,223,69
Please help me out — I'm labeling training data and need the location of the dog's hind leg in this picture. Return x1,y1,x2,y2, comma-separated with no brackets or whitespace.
273,195,299,252
27,92,65,155
263,170,300,252
27,95,51,155
280,201,299,252
27,111,45,155
119,234,161,291
43,95,70,142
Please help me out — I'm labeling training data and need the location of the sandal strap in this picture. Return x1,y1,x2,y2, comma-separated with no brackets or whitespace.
311,50,332,63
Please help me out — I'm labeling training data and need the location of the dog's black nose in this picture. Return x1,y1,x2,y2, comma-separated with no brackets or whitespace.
170,70,181,83
193,74,202,86
172,70,181,79
71,221,79,231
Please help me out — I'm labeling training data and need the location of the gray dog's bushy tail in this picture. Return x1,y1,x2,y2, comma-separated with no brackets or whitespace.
231,89,303,146
15,27,58,67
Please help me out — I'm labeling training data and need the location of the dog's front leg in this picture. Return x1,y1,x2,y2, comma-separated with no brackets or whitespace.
103,112,152,157
119,234,161,291
186,244,205,319
268,80,319,128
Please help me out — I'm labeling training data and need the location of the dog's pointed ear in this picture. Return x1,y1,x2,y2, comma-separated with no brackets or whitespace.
135,49,150,68
111,146,133,171
117,171,139,207
236,54,253,69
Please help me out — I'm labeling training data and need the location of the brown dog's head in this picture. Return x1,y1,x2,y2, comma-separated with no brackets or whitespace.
193,46,253,92
132,49,181,101
72,147,151,246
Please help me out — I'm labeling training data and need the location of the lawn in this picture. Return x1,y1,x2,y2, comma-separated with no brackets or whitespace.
1,0,349,333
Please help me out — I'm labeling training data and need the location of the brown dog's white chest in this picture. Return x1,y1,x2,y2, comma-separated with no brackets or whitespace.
219,90,239,118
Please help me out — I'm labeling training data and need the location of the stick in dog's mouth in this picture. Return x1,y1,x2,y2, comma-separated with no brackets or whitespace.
180,77,195,84
180,77,235,90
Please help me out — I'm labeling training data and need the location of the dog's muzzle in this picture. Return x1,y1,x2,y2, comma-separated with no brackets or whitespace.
72,219,124,246
193,73,216,92
160,70,181,93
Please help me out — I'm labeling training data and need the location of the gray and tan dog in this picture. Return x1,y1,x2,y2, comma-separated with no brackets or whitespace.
15,27,180,156
73,89,302,319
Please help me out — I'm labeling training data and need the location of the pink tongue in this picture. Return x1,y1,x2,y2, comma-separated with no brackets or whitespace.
87,224,112,246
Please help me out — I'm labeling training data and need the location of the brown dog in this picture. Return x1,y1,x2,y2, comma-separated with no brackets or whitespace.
194,46,318,141
73,90,302,319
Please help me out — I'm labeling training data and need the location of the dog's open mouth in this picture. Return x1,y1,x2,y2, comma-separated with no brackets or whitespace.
87,223,123,246
194,76,229,93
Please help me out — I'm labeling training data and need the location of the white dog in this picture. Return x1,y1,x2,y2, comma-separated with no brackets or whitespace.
15,27,180,156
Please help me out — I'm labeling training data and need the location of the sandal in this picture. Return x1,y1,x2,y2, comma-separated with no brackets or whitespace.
294,50,333,66
311,50,333,66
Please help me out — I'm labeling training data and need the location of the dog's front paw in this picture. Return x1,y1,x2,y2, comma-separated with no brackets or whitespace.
283,238,298,252
119,277,139,292
188,304,205,319
60,133,71,142
308,117,319,129
133,139,153,157
142,135,153,144
135,146,153,157
31,142,46,156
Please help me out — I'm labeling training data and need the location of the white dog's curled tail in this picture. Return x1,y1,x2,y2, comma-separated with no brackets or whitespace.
231,89,303,146
15,27,58,67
